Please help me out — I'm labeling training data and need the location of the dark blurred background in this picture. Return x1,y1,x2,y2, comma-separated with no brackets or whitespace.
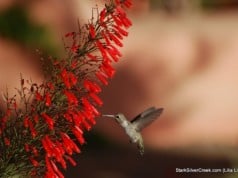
2,0,238,178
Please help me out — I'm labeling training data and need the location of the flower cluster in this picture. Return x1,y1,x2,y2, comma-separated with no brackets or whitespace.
0,0,132,177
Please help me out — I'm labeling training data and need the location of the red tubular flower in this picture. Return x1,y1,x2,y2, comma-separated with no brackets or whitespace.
42,136,53,157
41,113,54,130
24,144,30,152
71,44,80,53
96,71,108,85
71,111,83,126
32,146,39,156
28,120,37,138
96,40,107,57
122,0,133,8
63,112,73,122
65,32,75,38
45,92,52,107
83,79,101,93
107,32,123,47
101,31,111,46
34,115,39,123
51,160,64,178
24,116,29,128
30,157,39,167
61,132,80,154
89,24,96,39
113,24,128,37
121,16,132,28
4,137,10,146
69,72,77,86
81,109,96,125
99,8,106,24
100,60,116,78
65,155,77,166
76,111,92,130
35,91,43,101
64,90,78,106
87,53,97,61
81,98,100,118
61,69,71,89
89,92,103,106
106,47,119,62
45,156,55,177
72,126,85,145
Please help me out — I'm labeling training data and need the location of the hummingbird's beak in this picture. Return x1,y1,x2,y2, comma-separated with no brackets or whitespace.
102,114,115,118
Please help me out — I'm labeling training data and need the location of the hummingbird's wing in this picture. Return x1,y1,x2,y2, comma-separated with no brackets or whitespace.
131,107,163,131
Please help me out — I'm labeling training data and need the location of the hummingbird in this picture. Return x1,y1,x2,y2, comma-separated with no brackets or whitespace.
103,107,163,155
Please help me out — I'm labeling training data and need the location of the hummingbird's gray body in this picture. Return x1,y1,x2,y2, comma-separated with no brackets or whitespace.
103,107,163,155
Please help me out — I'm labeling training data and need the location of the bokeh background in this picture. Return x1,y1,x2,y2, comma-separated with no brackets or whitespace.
1,0,238,178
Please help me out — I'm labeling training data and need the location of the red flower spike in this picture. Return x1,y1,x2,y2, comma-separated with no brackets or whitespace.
41,113,54,130
0,1,133,176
